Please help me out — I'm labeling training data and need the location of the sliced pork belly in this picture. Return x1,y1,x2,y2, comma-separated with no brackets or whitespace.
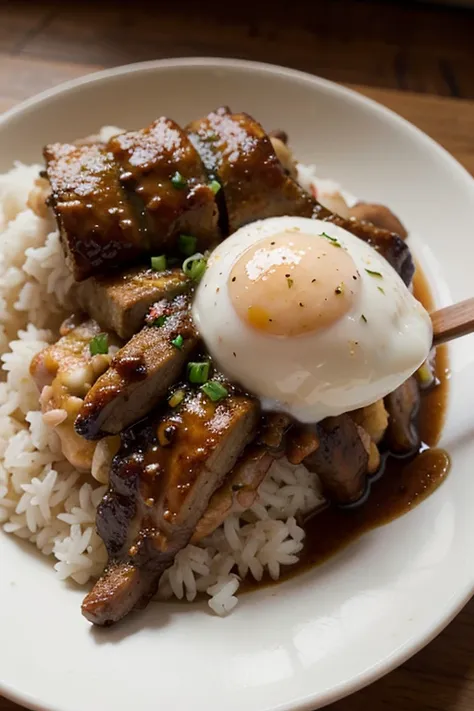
76,266,190,340
192,446,273,542
44,142,142,281
44,118,220,281
187,106,314,233
82,383,259,625
286,415,370,505
108,117,219,252
75,294,198,440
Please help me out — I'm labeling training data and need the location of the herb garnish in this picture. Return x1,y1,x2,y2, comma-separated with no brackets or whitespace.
171,334,184,350
208,179,221,195
187,361,210,384
321,232,341,248
171,171,187,189
89,333,108,356
361,314,368,323
151,255,167,272
365,268,383,278
152,315,168,328
378,286,385,294
168,389,185,408
178,234,197,257
287,277,294,288
183,253,207,282
201,381,228,402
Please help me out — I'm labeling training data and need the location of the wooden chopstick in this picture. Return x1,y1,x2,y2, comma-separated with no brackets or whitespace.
431,298,474,347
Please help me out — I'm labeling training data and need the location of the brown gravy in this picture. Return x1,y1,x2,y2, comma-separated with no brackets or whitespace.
247,264,451,587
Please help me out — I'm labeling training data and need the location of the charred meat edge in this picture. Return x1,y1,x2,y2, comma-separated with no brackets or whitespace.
75,294,198,440
287,414,370,505
44,118,220,281
82,384,260,625
187,106,314,235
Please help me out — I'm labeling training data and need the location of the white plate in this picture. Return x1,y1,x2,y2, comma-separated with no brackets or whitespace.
1,58,474,711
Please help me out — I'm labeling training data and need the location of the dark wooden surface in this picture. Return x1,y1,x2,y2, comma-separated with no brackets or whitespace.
1,2,474,710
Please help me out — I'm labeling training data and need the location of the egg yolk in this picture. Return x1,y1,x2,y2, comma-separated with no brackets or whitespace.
228,231,361,337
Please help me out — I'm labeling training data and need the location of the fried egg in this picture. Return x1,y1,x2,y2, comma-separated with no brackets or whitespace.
192,216,432,423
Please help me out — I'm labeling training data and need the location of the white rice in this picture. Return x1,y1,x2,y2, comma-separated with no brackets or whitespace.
0,154,331,615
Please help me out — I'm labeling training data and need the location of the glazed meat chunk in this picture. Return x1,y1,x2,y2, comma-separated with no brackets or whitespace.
44,118,220,281
75,294,198,439
108,117,219,252
82,382,259,625
76,265,190,340
187,106,314,233
44,142,142,281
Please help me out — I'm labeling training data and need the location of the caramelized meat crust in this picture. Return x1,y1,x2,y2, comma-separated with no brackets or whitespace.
187,107,314,233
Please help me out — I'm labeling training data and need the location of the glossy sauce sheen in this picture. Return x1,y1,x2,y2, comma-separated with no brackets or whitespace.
249,264,450,586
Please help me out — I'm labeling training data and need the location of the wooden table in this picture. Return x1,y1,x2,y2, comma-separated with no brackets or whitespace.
1,2,474,710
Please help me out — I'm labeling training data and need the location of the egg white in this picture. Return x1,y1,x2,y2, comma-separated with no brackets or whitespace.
192,216,432,423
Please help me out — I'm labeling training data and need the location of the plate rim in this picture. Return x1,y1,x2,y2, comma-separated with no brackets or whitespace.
1,56,473,711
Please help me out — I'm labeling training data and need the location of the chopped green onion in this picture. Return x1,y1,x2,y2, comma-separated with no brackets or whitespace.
89,333,108,356
377,286,385,294
365,268,383,278
200,380,228,402
321,232,341,247
168,389,185,408
151,255,167,272
152,315,168,328
187,361,210,384
171,171,187,189
178,234,197,257
416,361,435,389
183,253,207,282
361,314,368,323
208,179,221,195
171,334,184,350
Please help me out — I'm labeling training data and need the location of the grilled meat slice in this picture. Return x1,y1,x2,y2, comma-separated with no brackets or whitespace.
82,384,259,625
44,143,143,281
350,400,389,445
192,446,273,542
45,119,220,281
187,107,314,233
108,117,219,251
349,202,408,240
384,376,421,455
76,266,190,340
75,294,198,440
287,415,370,505
313,202,414,285
30,318,121,471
